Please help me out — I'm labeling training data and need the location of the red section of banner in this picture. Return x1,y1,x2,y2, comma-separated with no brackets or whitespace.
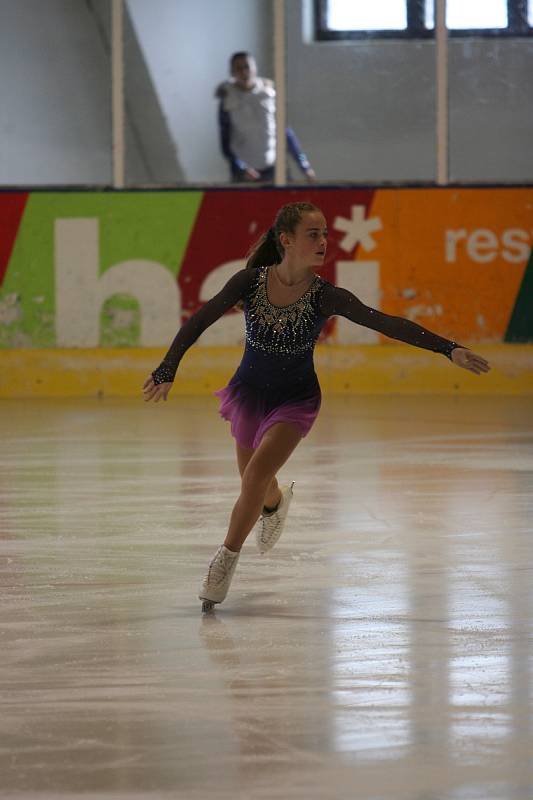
178,189,374,336
0,193,29,287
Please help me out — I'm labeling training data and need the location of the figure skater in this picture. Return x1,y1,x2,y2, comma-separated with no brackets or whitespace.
143,202,490,612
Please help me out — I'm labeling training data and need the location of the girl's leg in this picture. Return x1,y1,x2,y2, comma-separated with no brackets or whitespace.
225,423,302,552
235,442,282,510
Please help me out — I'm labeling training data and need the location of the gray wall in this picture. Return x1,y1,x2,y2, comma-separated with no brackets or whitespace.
126,0,273,183
0,0,184,185
448,39,533,182
0,0,112,184
287,1,533,183
0,0,531,185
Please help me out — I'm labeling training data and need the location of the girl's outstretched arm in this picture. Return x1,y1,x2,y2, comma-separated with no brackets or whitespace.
143,269,254,402
320,284,490,375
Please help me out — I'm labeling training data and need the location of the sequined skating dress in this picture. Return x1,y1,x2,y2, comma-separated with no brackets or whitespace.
215,265,327,448
152,266,459,449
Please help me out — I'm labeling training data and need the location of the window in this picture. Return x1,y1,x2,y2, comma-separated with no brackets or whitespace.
316,0,533,39
327,0,407,31
424,0,507,29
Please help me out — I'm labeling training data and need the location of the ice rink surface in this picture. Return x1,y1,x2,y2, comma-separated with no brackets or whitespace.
1,394,532,799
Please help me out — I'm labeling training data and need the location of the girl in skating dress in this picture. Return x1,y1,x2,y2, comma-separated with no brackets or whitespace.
143,202,490,612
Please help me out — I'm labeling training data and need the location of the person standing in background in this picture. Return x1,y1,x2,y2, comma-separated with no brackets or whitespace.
216,51,316,183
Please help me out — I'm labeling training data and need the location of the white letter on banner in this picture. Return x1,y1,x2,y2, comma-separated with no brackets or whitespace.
197,259,247,345
335,261,380,344
55,218,180,346
501,229,530,263
445,229,467,263
466,229,498,263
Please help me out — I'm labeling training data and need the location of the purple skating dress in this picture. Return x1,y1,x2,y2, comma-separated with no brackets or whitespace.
215,266,327,448
152,266,460,449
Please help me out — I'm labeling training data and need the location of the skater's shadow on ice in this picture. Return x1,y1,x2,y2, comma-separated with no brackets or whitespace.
198,614,306,764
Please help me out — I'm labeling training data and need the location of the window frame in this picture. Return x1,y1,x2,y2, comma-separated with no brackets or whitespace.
315,0,533,40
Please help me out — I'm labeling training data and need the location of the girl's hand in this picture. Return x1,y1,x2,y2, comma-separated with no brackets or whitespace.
451,347,491,375
142,375,173,402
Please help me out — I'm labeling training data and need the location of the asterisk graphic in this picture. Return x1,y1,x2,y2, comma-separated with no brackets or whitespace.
333,205,383,253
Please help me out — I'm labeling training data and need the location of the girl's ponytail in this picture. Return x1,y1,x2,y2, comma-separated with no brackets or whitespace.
245,227,282,270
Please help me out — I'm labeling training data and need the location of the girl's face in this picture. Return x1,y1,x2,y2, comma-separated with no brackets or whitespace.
282,212,328,268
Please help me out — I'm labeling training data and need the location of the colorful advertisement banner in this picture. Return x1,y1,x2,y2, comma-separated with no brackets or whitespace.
0,187,531,348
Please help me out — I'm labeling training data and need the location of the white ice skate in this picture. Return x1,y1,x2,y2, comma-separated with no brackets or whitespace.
199,544,240,612
256,481,295,555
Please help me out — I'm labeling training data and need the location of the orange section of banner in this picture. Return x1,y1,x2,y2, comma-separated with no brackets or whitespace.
368,188,532,344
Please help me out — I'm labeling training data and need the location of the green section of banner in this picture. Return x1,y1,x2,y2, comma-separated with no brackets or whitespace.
505,248,533,342
0,192,202,347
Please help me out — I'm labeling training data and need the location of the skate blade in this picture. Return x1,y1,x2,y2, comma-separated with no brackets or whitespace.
201,599,217,613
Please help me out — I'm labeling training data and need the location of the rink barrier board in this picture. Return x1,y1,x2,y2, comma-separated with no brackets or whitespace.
1,187,533,350
0,344,531,398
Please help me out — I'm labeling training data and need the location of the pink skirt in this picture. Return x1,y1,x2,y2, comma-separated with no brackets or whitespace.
215,375,321,450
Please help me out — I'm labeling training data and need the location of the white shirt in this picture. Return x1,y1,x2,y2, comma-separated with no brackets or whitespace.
220,78,276,170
